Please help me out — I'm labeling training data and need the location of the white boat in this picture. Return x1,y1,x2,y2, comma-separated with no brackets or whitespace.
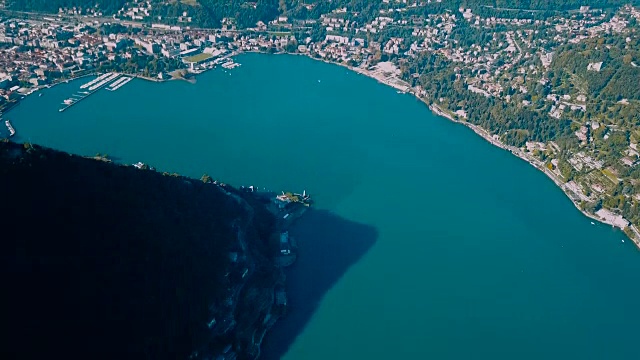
63,99,73,105
5,120,16,136
590,222,595,225
622,239,625,243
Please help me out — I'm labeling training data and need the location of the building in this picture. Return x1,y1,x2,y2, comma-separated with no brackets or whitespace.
325,34,349,44
161,46,181,58
105,39,127,51
274,193,292,209
134,38,159,54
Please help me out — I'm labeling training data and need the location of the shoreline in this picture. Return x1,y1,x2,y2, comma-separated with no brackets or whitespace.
266,51,640,248
426,103,640,248
9,49,638,248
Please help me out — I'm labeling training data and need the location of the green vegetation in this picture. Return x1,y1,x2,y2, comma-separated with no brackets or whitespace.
96,51,184,78
602,168,619,184
7,0,128,14
8,0,639,229
184,52,213,63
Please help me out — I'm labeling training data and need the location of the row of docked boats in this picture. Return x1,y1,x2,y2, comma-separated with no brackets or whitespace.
106,76,133,91
87,73,121,92
79,72,113,89
59,73,130,110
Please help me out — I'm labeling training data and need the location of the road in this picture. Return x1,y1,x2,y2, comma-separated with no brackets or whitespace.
0,8,309,34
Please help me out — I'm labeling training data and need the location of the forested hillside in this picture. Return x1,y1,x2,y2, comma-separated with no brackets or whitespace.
551,37,640,103
8,0,640,25
465,0,640,10
0,140,279,360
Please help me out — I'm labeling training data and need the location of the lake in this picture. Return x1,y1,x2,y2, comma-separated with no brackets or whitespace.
7,53,640,360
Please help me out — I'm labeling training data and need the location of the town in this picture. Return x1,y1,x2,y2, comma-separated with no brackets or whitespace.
1,0,640,247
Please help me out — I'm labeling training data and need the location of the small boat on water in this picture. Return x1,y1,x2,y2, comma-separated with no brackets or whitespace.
63,99,73,105
39,93,43,97
622,239,625,243
5,119,16,137
591,221,595,225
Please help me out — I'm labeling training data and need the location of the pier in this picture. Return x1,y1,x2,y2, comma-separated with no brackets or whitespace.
221,61,241,70
4,118,16,137
106,76,133,91
58,72,122,112
79,72,112,90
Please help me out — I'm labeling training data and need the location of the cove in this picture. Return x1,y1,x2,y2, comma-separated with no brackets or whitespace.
7,53,640,360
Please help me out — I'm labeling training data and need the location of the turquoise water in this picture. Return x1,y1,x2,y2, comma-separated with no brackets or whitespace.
8,53,640,359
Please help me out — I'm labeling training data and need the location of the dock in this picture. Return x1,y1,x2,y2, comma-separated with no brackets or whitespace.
106,76,133,91
4,118,16,137
59,72,122,112
79,72,113,90
221,61,241,70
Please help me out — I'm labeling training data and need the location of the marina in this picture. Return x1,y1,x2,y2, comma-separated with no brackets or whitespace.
106,76,133,91
79,72,113,90
88,73,121,91
221,61,241,70
58,72,123,112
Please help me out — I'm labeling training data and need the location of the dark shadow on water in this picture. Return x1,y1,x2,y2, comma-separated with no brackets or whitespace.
106,155,124,162
0,140,377,359
260,208,378,359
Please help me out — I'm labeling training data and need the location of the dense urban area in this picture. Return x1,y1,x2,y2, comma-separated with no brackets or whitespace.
1,0,640,244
